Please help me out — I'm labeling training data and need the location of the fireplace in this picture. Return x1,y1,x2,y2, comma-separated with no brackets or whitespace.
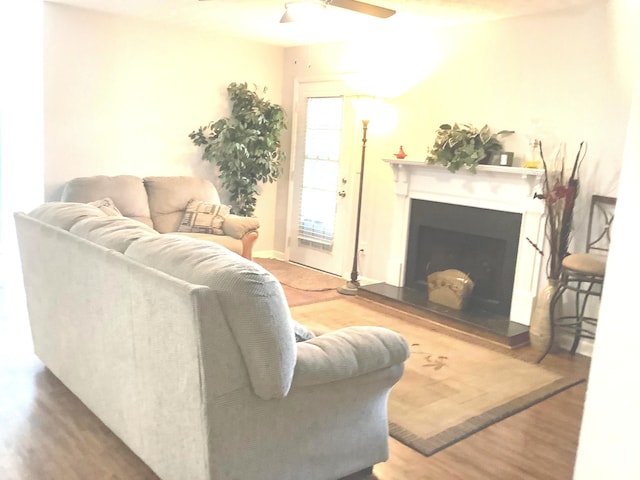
359,160,547,345
405,200,522,317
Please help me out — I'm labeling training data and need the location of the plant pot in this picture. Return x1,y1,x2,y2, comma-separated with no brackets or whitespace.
529,279,559,351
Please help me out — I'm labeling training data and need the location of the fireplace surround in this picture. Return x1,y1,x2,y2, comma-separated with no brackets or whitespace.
369,160,546,334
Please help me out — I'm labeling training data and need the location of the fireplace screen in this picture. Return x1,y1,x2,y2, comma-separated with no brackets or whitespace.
405,200,522,316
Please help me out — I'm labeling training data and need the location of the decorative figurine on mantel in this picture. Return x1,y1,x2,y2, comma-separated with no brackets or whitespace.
394,145,407,159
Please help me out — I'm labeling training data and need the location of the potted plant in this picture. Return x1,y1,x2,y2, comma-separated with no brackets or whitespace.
189,82,287,217
426,123,513,173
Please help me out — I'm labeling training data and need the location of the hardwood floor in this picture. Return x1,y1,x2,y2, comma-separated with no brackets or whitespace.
0,275,591,480
371,380,587,480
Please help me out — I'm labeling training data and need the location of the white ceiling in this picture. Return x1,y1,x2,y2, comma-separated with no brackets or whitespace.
45,0,597,47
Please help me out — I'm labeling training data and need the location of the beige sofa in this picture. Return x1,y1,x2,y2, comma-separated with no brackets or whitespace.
14,201,410,480
60,174,259,259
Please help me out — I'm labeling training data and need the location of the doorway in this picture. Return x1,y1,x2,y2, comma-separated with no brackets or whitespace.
287,81,357,276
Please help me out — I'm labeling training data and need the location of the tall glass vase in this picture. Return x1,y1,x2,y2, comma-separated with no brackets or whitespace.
529,279,559,351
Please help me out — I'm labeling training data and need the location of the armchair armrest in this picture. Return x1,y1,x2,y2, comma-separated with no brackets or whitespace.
292,326,409,388
222,214,260,240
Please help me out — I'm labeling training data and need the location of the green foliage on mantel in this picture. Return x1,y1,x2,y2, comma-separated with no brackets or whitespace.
426,123,513,173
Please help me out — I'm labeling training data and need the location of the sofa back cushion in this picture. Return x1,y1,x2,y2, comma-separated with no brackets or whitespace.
87,197,122,217
70,216,159,253
61,175,153,228
29,202,108,230
124,235,296,400
143,176,221,233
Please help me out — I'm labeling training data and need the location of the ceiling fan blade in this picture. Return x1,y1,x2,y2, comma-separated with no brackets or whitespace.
329,0,396,18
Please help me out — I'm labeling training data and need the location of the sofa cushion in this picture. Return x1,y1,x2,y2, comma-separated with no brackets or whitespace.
29,202,107,230
88,197,122,217
143,176,221,234
61,175,153,228
169,232,243,256
177,200,230,235
70,216,159,253
124,235,296,400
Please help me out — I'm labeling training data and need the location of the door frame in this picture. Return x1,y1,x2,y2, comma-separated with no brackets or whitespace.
284,77,359,277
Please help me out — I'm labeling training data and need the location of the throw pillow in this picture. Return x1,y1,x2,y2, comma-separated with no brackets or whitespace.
177,199,231,235
88,197,122,216
293,320,315,342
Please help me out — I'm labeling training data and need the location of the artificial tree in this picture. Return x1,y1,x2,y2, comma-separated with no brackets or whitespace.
189,82,287,216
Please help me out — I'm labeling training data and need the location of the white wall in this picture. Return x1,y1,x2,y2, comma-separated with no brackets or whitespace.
573,0,640,477
0,0,45,284
281,1,626,279
44,3,284,253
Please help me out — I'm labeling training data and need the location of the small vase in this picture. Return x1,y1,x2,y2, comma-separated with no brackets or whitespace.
394,146,407,159
529,279,559,351
523,139,543,169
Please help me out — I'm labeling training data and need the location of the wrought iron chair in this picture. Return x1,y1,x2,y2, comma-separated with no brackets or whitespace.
538,194,617,362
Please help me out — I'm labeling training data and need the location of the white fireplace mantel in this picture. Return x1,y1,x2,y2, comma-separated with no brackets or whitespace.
384,159,546,326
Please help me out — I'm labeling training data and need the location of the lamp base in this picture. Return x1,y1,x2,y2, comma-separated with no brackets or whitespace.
337,281,360,296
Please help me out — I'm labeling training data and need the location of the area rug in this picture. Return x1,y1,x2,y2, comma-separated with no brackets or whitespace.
255,257,344,306
290,297,585,457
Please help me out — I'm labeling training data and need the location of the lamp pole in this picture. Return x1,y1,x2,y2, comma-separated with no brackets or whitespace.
338,118,369,296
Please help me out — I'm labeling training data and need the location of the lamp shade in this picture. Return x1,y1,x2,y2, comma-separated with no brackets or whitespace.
351,95,384,123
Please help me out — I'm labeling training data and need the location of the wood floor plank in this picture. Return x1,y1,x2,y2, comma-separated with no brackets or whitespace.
1,265,590,480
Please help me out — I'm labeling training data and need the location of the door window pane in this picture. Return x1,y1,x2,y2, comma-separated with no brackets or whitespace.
297,96,343,250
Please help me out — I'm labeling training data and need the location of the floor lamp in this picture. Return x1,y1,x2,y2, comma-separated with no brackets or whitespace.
338,118,369,296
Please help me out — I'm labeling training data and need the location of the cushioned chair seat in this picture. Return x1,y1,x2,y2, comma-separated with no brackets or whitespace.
562,252,607,276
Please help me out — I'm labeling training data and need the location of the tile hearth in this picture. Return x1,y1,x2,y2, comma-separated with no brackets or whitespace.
359,282,529,348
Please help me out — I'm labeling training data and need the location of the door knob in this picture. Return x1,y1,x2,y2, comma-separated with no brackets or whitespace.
338,191,346,197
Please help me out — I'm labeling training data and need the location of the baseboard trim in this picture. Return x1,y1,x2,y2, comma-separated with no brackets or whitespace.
253,250,285,260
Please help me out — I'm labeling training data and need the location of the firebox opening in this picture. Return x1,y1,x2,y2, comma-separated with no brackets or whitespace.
405,200,522,317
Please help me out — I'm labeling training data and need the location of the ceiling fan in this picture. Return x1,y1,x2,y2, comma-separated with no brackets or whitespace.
198,0,395,23
309,0,395,19
279,0,395,23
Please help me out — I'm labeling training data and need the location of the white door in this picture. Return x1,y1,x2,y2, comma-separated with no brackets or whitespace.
288,81,357,276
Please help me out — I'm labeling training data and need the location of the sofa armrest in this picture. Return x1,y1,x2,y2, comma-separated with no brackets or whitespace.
292,326,409,388
222,214,260,240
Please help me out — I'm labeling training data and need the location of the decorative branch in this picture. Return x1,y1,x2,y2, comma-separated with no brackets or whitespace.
531,140,584,280
526,236,544,256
